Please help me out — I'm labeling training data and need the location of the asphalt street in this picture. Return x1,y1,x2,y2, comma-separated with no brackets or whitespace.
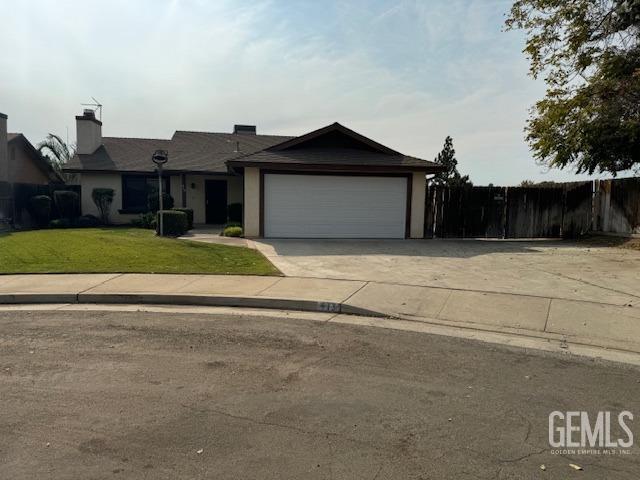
1,309,639,479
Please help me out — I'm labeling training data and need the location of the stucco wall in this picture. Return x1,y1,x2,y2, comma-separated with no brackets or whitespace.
73,173,138,224
184,174,243,224
76,119,102,155
9,143,50,185
74,172,244,225
410,172,426,239
243,167,260,237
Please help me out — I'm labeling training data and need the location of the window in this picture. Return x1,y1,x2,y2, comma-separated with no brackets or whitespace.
121,175,170,212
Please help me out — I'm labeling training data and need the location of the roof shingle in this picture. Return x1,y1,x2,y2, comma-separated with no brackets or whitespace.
65,132,293,173
64,123,442,174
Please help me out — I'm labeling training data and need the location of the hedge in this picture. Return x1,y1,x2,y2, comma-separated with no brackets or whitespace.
148,193,174,213
223,225,243,237
92,188,114,224
53,190,80,221
172,208,193,230
156,210,188,237
29,195,52,227
76,215,101,228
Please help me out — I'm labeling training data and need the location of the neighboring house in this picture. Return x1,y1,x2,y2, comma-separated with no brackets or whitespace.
0,112,62,186
0,112,64,225
65,110,443,239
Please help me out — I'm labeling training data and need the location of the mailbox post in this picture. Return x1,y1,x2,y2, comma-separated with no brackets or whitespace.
151,150,169,236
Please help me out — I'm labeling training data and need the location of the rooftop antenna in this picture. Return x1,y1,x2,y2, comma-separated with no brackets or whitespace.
81,97,102,121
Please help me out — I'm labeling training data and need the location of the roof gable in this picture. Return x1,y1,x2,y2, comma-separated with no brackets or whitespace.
268,123,400,155
8,133,63,182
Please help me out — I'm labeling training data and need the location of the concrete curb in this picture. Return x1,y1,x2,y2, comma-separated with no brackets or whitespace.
0,292,386,318
0,293,79,304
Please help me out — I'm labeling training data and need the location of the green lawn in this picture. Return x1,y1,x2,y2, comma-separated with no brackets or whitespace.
0,228,280,275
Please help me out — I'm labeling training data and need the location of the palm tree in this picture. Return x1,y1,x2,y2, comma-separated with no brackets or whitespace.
38,133,75,172
38,134,76,182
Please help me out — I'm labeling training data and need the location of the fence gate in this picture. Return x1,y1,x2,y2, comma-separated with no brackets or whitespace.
427,185,506,238
505,187,564,238
594,177,640,234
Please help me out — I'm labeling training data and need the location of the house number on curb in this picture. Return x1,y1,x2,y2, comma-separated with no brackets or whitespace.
318,302,341,313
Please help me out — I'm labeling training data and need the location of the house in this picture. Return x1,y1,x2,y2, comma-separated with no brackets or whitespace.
65,110,443,238
0,112,62,186
0,112,64,225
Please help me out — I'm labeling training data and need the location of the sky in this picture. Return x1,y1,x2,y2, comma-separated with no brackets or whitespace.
0,0,626,185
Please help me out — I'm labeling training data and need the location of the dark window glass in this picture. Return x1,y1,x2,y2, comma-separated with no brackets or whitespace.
122,175,170,212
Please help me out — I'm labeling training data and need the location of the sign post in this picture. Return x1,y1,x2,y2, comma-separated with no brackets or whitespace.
151,150,169,236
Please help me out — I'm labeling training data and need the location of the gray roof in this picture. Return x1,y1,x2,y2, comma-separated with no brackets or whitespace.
64,123,442,174
65,131,293,173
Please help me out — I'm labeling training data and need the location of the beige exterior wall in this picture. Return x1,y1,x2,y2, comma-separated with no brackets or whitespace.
9,143,50,185
76,118,102,155
73,173,137,224
73,172,244,225
409,172,426,239
243,167,260,237
183,174,242,224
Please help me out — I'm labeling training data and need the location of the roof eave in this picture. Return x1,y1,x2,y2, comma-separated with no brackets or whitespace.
62,167,233,176
226,160,440,173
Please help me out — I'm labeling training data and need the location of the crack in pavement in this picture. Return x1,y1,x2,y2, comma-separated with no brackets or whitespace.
180,404,384,451
530,265,640,301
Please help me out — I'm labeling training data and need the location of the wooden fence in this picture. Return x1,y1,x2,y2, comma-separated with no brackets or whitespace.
593,177,640,235
0,181,13,228
425,177,639,238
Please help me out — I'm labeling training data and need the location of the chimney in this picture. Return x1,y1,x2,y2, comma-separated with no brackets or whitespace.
76,109,102,154
233,124,256,135
0,112,8,182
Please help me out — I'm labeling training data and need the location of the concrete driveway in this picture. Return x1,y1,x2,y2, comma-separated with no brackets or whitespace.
253,239,640,305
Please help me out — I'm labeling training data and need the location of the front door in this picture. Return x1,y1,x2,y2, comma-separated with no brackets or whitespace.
205,180,228,224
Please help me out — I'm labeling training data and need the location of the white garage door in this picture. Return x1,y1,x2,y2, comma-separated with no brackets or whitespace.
264,174,407,238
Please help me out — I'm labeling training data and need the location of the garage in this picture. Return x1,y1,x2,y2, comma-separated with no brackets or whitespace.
263,173,408,238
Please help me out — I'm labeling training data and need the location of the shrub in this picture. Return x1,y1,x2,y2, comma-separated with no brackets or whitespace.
171,208,193,230
76,214,101,228
131,212,156,229
148,192,174,213
49,218,71,229
156,210,188,237
53,190,79,221
28,195,52,227
92,188,114,224
222,225,243,237
227,203,243,222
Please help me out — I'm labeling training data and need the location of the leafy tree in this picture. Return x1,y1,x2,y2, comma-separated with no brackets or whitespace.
432,136,472,187
37,134,75,173
506,0,640,175
519,179,559,187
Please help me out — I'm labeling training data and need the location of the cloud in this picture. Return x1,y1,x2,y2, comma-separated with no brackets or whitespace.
0,0,617,184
